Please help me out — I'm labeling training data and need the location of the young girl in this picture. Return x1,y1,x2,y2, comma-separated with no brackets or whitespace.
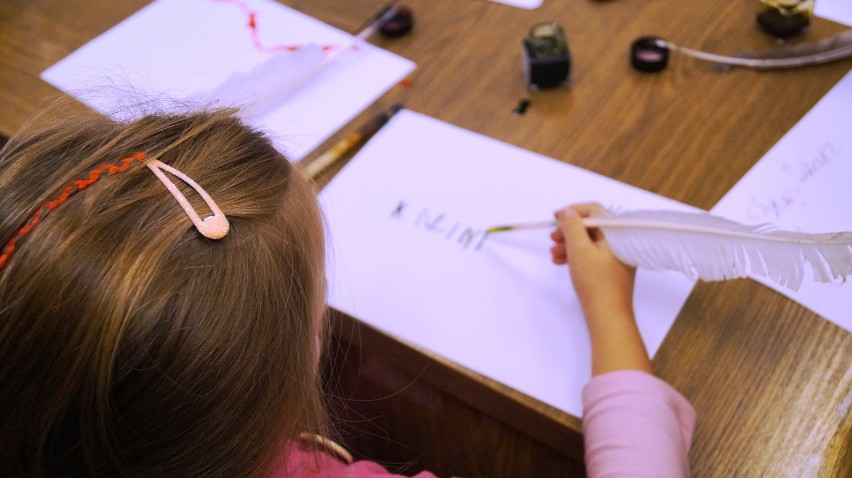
0,108,694,477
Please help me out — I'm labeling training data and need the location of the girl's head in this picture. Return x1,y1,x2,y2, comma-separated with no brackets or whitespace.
0,107,327,477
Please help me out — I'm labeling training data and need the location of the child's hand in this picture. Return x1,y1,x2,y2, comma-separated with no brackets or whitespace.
550,203,651,375
550,203,635,320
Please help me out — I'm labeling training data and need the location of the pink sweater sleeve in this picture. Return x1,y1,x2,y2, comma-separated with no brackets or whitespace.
582,370,696,478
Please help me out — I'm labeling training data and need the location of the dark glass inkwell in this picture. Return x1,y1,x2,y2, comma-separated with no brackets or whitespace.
756,0,814,38
522,22,571,90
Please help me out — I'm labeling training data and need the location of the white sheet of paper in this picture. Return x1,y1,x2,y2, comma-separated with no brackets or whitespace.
488,0,543,8
320,110,696,417
815,0,852,26
40,0,414,161
712,69,852,333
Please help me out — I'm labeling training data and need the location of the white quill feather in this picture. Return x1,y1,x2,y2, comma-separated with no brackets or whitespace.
584,210,852,291
657,29,852,70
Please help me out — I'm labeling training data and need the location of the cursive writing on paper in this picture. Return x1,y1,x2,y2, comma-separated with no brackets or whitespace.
746,141,841,222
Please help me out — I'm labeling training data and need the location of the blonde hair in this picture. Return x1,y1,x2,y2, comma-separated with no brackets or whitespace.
0,106,327,476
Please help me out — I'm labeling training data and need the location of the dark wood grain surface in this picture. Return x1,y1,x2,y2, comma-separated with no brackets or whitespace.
1,1,850,476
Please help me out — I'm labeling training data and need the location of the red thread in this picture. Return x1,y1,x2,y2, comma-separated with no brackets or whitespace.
212,0,341,54
0,152,147,272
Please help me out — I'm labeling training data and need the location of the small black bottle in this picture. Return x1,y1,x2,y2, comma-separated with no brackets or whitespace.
756,0,814,38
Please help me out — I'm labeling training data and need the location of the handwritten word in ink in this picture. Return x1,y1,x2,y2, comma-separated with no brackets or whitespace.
391,201,489,251
747,141,841,223
212,0,340,53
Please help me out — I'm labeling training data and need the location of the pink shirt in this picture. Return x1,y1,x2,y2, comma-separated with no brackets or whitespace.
275,370,695,477
276,446,437,478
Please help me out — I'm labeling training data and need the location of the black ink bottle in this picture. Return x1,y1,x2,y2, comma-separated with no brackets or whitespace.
756,0,813,38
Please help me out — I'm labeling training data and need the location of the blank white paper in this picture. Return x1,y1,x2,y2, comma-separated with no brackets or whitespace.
40,0,414,160
815,0,852,26
320,110,697,417
488,0,543,9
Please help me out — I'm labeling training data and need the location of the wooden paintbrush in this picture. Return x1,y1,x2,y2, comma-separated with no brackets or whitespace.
302,103,403,179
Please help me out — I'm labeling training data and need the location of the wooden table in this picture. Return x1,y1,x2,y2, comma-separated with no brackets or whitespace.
1,1,850,476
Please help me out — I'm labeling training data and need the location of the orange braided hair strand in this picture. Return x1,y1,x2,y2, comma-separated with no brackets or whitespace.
0,151,147,271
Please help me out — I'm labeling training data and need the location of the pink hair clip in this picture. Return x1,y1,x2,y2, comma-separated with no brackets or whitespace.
0,152,229,273
147,160,230,240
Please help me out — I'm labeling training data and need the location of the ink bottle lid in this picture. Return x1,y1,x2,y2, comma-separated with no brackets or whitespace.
378,5,414,38
631,36,669,73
